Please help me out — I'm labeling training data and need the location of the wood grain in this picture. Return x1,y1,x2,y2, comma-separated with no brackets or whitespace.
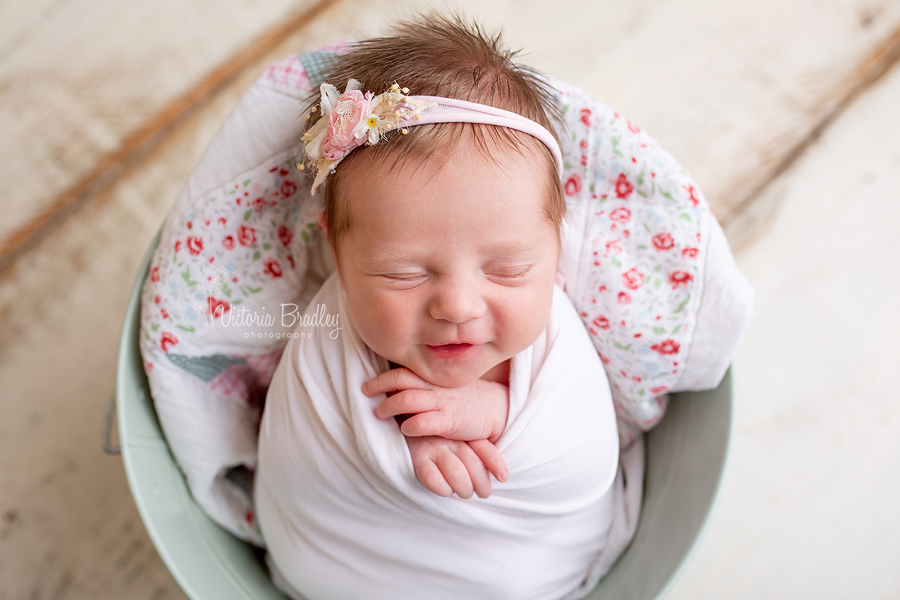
671,56,900,600
0,0,330,270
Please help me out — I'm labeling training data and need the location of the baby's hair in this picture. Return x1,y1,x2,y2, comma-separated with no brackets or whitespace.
304,14,566,249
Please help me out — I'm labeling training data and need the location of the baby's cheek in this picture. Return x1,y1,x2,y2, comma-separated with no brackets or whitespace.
504,286,554,351
350,295,409,353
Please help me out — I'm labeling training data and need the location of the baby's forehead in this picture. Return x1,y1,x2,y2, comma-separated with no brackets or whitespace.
329,126,563,248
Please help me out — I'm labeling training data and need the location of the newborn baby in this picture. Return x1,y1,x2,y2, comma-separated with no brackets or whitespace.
255,17,634,600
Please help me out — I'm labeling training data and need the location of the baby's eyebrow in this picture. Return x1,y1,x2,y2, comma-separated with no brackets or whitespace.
355,247,420,267
364,245,413,260
483,236,547,255
355,234,549,268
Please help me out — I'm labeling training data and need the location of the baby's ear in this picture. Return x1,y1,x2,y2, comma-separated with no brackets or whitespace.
317,211,328,234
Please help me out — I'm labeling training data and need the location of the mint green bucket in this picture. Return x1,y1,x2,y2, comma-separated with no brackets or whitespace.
117,240,733,600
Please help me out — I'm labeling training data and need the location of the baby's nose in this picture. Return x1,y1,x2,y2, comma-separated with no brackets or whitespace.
428,280,487,324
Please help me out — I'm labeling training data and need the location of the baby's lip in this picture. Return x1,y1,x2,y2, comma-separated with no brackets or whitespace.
426,338,483,349
426,342,476,359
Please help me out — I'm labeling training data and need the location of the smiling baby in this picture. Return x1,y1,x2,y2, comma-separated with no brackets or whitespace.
254,17,632,600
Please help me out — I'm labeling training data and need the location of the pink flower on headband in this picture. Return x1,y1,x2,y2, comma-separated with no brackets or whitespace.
299,80,435,194
322,89,371,160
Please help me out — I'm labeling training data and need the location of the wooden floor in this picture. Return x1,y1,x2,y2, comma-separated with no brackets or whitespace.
1,0,898,597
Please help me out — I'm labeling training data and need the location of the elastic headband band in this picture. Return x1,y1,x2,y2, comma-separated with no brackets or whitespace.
399,96,564,175
298,80,563,194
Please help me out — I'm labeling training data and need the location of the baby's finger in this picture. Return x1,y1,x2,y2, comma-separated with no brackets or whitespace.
373,390,439,420
400,410,452,437
456,443,493,499
412,458,453,497
435,450,474,499
468,439,509,483
362,367,430,397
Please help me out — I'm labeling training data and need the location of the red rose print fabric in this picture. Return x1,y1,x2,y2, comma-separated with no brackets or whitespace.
551,76,714,430
138,45,357,544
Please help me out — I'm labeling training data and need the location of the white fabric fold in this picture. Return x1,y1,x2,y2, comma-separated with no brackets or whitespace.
256,273,644,600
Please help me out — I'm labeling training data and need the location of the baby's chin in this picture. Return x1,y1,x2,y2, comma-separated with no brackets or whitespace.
407,360,506,389
423,371,481,389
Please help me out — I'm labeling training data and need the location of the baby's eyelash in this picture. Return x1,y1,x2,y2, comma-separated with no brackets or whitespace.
382,273,427,281
489,266,533,279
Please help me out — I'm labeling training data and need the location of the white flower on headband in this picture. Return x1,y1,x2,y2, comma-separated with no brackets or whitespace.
299,79,436,194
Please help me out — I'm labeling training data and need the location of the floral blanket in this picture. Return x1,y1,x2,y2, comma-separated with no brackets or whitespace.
139,44,753,542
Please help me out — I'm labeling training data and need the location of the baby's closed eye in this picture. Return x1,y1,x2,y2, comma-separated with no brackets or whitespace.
483,263,535,284
486,265,533,278
382,272,429,281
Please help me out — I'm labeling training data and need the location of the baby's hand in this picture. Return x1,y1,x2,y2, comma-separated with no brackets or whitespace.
405,436,508,499
364,367,509,443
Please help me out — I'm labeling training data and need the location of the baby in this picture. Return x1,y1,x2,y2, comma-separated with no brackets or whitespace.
255,17,629,600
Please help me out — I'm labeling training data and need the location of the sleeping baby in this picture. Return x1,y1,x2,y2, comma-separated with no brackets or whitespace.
254,16,640,600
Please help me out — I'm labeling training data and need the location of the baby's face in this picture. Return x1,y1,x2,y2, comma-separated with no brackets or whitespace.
333,133,559,388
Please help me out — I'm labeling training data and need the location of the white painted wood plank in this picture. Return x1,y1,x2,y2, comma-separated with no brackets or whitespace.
457,0,900,224
668,58,900,600
0,0,324,256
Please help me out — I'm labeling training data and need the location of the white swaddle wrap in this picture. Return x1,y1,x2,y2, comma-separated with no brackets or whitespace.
256,272,644,600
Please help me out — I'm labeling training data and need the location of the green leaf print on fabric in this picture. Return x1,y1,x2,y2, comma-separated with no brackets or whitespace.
673,294,691,314
611,136,623,157
181,267,198,286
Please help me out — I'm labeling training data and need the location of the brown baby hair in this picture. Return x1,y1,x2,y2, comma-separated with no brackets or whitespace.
303,15,566,249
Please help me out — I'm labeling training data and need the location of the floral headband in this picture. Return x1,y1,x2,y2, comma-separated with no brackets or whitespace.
297,79,564,194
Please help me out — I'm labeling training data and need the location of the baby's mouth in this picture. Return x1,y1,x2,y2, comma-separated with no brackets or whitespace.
426,343,474,359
